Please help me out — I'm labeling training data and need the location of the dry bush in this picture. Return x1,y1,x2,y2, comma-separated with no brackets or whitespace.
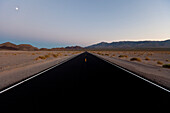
97,52,104,55
130,57,141,62
119,55,128,58
145,57,150,61
162,64,170,69
32,53,35,55
165,59,169,62
45,54,50,58
104,53,109,56
39,56,46,59
157,61,163,65
35,56,46,60
52,54,58,58
112,54,115,57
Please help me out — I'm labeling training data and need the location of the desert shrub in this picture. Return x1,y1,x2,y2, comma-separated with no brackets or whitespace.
45,54,50,58
165,59,169,62
119,55,128,58
97,52,104,55
145,57,150,61
105,53,109,56
32,53,35,55
162,64,170,69
157,61,163,65
35,56,46,60
112,54,115,57
52,54,58,58
130,57,141,62
39,56,46,59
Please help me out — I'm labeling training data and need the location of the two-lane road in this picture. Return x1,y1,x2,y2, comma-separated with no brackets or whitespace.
0,52,169,112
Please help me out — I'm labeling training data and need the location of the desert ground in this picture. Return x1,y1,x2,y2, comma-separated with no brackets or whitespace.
90,51,170,89
0,50,170,90
0,51,82,90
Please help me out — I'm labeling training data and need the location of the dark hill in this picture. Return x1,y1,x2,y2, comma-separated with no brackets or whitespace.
0,42,38,51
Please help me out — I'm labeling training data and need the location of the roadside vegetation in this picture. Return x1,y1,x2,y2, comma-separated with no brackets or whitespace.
118,55,128,58
35,56,46,60
33,51,82,61
145,57,150,61
130,57,141,62
162,64,170,69
35,53,59,60
157,61,163,65
91,51,170,69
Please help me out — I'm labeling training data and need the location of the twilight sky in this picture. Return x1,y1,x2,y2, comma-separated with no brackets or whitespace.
0,0,170,48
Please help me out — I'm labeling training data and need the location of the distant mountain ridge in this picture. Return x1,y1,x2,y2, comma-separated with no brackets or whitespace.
1,40,170,51
86,39,170,49
0,42,39,51
0,42,83,51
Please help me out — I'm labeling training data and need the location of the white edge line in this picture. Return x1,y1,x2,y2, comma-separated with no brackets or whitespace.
0,54,80,94
92,53,170,93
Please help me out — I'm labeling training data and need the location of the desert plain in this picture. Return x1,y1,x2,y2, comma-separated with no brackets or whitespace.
0,50,170,90
0,51,82,90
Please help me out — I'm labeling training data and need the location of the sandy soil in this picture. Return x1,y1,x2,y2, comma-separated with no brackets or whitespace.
90,51,170,89
0,51,82,90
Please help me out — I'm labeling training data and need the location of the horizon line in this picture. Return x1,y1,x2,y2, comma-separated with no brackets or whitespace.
0,38,169,49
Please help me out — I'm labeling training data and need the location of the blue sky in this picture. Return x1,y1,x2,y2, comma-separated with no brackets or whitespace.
0,0,170,48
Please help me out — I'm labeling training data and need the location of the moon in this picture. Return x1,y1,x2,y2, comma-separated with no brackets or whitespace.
15,7,19,11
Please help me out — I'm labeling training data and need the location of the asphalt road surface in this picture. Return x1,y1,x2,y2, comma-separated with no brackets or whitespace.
0,52,169,112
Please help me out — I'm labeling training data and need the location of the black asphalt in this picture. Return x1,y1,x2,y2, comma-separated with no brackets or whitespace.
0,52,169,112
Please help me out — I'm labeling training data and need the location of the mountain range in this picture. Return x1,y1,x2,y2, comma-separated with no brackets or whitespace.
0,42,39,51
0,42,83,51
86,39,170,49
0,39,170,51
